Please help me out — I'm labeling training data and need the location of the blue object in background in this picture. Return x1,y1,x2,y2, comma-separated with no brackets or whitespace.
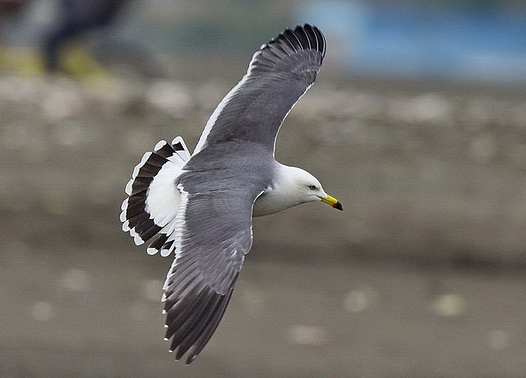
297,1,526,84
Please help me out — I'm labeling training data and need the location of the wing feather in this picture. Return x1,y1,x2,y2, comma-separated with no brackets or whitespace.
162,178,262,364
194,24,326,155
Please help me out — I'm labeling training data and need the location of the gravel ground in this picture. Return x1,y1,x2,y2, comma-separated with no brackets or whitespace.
1,74,526,377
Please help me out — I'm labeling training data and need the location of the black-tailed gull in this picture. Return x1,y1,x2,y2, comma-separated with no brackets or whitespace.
120,24,343,364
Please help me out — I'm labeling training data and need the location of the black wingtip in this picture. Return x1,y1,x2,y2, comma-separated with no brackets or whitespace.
163,278,238,364
247,24,326,77
277,24,326,59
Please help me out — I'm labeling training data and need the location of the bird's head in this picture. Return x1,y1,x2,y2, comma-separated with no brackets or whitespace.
289,167,343,211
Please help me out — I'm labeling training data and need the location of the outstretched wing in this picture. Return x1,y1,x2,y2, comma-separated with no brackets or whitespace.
162,175,263,364
194,24,326,155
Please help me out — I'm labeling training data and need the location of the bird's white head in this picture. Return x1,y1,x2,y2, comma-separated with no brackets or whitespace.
253,165,343,216
286,166,343,210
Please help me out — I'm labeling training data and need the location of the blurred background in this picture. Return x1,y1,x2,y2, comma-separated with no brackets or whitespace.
1,0,526,377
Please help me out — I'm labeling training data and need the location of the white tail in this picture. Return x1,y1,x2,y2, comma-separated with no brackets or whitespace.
120,137,191,257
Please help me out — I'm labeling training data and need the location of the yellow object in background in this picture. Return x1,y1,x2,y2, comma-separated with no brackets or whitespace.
61,44,109,80
0,45,44,76
0,44,110,80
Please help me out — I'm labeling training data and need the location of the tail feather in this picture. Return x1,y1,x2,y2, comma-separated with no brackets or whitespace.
121,137,191,256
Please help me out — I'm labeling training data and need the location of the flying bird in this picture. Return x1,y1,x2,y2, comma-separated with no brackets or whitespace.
121,24,343,364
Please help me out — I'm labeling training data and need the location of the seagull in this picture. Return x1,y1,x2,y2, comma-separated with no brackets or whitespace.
120,24,343,364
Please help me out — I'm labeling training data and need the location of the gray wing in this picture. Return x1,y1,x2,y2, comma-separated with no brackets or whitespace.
194,24,326,155
162,175,262,364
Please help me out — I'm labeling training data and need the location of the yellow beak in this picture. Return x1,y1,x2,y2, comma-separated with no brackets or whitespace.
319,195,344,211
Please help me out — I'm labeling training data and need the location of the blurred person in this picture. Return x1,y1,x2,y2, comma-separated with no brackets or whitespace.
0,0,31,42
0,0,28,16
42,0,130,73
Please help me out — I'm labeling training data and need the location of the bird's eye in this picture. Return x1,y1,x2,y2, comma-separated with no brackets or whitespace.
308,185,316,190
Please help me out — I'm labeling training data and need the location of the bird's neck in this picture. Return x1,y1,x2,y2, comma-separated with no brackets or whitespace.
252,164,303,217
